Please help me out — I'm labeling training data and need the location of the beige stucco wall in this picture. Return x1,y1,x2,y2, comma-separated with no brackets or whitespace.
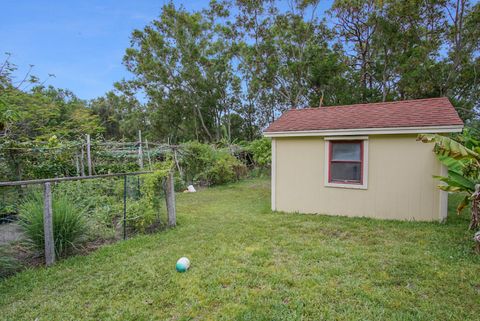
273,135,447,221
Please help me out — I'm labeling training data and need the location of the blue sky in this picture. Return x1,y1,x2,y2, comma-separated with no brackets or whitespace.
1,1,332,100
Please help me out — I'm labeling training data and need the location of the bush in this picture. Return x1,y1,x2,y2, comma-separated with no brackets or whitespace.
122,198,160,233
247,138,271,169
19,193,87,258
180,141,216,184
180,141,246,186
199,153,246,185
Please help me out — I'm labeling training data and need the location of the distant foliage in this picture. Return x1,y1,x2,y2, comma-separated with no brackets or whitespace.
19,193,87,257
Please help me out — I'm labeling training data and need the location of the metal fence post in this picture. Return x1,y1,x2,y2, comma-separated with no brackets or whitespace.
43,182,55,266
123,175,127,240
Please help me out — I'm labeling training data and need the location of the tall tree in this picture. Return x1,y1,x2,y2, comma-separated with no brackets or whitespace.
120,2,240,143
329,0,379,101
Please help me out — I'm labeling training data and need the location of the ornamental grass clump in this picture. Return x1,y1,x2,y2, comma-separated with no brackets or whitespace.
19,193,87,258
0,247,21,279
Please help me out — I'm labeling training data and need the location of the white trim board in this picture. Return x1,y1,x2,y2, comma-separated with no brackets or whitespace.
324,136,369,141
264,125,463,138
271,138,276,211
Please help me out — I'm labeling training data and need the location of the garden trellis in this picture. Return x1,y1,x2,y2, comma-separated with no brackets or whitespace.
0,131,252,188
0,130,177,181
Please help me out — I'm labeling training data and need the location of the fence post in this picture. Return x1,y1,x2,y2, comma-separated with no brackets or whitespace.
75,154,80,177
86,134,92,176
80,147,85,177
145,138,152,170
43,182,55,266
138,130,144,169
164,170,176,227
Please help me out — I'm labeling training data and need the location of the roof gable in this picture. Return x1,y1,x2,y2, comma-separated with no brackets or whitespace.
264,97,464,136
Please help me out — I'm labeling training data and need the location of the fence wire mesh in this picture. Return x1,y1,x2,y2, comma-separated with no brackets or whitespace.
0,172,171,277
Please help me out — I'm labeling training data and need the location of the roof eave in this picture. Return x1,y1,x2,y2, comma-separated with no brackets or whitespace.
263,125,464,138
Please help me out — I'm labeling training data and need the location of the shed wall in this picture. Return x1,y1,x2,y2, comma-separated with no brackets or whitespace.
273,135,446,221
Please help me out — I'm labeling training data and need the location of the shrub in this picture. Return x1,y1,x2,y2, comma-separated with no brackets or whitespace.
19,193,87,258
199,152,247,185
122,198,160,233
180,142,246,186
247,138,271,169
180,141,216,184
173,172,187,192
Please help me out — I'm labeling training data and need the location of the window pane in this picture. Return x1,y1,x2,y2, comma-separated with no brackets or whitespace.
331,162,361,182
332,142,361,161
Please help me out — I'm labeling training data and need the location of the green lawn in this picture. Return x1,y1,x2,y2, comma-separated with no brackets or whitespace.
0,178,479,320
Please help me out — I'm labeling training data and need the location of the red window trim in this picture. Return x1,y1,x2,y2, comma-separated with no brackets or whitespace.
328,140,364,185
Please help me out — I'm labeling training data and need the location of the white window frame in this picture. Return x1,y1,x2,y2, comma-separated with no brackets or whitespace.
324,136,369,190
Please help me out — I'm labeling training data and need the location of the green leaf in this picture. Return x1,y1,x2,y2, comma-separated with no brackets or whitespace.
418,134,479,160
437,155,463,174
434,172,475,192
456,195,470,215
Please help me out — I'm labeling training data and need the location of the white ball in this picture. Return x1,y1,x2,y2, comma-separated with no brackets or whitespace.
176,257,190,272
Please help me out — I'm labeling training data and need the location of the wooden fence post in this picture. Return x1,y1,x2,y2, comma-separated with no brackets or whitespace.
80,145,85,177
138,130,144,169
80,147,85,177
43,182,55,266
75,154,80,177
145,138,152,170
86,134,92,176
164,171,176,227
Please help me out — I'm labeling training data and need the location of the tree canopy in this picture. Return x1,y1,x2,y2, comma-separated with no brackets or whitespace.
1,0,479,144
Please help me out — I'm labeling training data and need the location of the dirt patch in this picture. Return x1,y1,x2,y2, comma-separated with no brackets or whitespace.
0,222,24,245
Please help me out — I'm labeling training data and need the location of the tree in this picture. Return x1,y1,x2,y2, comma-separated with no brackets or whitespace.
90,91,146,140
329,0,380,101
120,2,240,143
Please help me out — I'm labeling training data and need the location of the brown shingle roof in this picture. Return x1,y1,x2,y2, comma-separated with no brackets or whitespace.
264,97,464,133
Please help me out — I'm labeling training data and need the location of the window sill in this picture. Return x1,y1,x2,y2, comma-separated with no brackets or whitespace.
324,182,368,190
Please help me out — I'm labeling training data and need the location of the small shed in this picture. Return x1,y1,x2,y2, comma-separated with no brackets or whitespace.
264,97,464,221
